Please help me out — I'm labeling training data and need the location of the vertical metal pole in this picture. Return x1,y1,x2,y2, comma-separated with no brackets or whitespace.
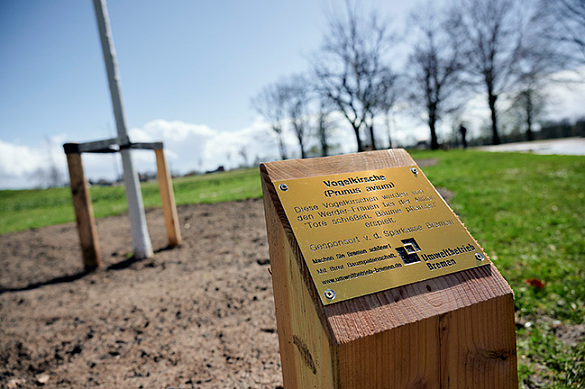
93,0,153,259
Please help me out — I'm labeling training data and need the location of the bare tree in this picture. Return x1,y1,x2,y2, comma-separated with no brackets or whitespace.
539,0,585,64
31,166,63,189
32,138,64,188
368,67,399,149
382,108,396,149
238,146,249,168
451,0,523,145
506,1,573,141
313,0,395,152
408,4,464,150
251,82,288,160
511,17,560,140
283,75,312,159
316,98,336,157
508,85,546,141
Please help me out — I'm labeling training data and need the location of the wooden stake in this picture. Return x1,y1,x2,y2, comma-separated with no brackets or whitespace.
155,148,182,246
261,149,517,388
66,152,101,271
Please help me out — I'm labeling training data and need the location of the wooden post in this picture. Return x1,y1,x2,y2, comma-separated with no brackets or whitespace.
260,149,517,388
155,148,182,246
65,150,101,271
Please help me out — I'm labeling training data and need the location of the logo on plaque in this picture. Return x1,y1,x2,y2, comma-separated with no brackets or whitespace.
396,238,422,265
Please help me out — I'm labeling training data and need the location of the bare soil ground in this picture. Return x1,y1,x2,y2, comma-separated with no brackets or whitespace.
0,199,283,388
3,181,581,388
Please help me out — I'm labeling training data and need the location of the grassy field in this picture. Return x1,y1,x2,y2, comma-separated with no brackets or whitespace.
1,150,584,386
412,150,585,387
0,168,262,235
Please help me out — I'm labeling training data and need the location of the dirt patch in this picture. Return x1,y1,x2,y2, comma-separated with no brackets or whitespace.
0,159,455,388
556,324,585,347
0,199,282,388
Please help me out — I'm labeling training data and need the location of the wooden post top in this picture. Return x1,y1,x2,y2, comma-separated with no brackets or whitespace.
261,149,513,345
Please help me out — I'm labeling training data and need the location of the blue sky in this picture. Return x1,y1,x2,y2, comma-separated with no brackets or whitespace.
0,0,371,189
1,1,584,189
1,1,322,133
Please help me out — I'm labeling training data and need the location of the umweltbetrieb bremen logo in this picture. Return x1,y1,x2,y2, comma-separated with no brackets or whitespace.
396,238,478,270
422,244,476,271
395,238,422,265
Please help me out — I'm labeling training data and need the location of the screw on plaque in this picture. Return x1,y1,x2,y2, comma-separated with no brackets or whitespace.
279,183,289,191
410,167,418,175
475,253,484,261
324,289,336,300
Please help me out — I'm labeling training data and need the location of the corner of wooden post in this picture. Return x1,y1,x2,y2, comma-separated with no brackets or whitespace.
155,148,182,247
64,150,102,271
260,150,518,388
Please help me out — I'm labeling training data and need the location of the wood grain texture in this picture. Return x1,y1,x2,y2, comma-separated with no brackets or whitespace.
261,149,518,388
262,175,298,388
66,152,101,271
155,148,182,247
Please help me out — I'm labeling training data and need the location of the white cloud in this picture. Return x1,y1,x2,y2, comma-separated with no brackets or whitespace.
545,68,585,122
0,140,45,176
131,119,215,143
202,116,282,168
127,118,281,174
0,119,279,189
0,135,69,189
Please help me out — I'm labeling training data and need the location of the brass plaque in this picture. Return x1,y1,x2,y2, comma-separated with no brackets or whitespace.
274,165,490,305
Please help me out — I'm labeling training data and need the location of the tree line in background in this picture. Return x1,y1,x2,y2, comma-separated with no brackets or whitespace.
252,0,585,158
28,0,585,189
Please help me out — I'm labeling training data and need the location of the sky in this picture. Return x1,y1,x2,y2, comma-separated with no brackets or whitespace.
1,0,584,190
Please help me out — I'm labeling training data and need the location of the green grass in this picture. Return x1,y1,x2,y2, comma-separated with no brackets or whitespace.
412,150,585,388
0,187,76,234
1,151,584,386
0,168,262,235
